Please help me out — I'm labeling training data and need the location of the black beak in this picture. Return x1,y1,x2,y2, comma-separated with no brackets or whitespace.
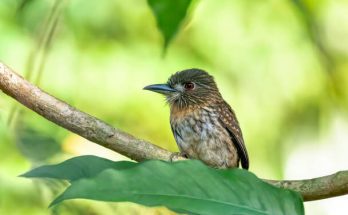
143,84,176,94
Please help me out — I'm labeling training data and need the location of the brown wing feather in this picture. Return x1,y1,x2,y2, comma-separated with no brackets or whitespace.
218,101,249,169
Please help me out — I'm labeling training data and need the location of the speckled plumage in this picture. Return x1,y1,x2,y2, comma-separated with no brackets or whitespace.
145,69,249,169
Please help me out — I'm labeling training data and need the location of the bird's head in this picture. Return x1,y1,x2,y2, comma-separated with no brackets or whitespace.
144,69,221,109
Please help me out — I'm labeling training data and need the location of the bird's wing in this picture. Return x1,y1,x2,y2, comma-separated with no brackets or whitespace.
218,101,249,169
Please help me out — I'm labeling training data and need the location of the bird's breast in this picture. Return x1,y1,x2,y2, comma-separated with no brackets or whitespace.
170,107,224,153
170,105,239,168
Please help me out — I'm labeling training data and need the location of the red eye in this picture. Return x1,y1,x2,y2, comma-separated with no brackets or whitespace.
184,82,195,90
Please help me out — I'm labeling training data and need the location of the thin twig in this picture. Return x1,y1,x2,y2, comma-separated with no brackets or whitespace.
8,0,64,126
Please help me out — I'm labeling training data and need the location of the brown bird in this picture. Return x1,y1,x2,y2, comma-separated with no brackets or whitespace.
144,69,249,169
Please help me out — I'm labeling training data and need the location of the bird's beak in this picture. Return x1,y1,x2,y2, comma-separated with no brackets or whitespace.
143,84,177,95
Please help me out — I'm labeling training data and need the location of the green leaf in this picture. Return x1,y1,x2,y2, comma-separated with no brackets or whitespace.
22,156,304,215
147,0,191,49
21,155,136,181
16,127,61,163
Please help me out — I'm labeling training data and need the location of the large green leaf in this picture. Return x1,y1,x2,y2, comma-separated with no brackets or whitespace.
147,0,191,49
22,156,304,215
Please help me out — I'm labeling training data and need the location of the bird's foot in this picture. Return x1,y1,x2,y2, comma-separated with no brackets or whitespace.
169,152,188,162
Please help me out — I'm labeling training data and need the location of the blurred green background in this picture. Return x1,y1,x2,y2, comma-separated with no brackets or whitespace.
1,0,348,214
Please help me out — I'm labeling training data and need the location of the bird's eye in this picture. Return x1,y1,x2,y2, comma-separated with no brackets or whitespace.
183,82,195,90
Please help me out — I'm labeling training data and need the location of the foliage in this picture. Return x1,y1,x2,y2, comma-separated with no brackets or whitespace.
147,0,191,50
22,156,304,215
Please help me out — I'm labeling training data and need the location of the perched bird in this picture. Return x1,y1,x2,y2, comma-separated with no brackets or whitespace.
144,69,249,169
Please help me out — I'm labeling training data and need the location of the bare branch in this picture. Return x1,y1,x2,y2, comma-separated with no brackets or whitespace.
266,171,348,201
0,62,176,162
0,62,347,201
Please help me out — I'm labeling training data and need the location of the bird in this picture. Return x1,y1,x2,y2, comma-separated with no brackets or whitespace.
144,69,249,169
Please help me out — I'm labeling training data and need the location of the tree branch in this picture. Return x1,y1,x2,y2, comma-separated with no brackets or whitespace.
266,171,348,201
0,62,347,202
0,62,175,162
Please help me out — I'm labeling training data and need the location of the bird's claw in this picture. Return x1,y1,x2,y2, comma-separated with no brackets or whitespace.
170,152,188,162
